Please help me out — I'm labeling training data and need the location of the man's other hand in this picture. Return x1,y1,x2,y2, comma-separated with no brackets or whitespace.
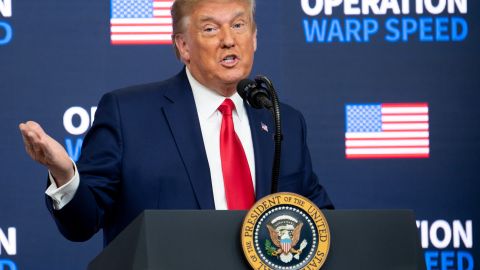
19,121,74,187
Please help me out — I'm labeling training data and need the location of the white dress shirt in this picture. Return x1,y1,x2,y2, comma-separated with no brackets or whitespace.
46,68,256,210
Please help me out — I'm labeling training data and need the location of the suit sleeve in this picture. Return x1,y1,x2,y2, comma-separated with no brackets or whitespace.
299,113,335,209
45,92,123,241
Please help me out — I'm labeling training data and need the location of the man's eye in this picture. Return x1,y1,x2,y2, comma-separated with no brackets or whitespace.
233,22,245,29
204,26,217,33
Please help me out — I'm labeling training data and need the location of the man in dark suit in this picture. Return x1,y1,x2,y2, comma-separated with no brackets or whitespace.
19,0,333,246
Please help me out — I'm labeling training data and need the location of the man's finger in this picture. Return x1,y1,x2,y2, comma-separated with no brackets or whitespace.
21,134,37,159
20,123,40,142
25,121,48,138
20,128,35,151
20,124,44,153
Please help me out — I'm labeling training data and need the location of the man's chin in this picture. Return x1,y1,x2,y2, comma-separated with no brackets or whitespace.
219,71,250,85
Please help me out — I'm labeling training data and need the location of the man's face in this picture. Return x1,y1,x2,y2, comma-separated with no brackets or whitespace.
175,0,257,96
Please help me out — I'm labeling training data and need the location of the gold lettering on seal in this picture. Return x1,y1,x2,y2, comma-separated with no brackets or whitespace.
241,193,330,270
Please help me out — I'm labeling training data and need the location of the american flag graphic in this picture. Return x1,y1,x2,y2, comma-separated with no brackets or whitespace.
345,103,430,159
281,238,292,254
110,0,173,45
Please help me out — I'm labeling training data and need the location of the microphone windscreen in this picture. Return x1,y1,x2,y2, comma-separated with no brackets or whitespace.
236,79,256,100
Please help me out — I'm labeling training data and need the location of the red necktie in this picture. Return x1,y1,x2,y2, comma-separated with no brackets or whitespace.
218,99,255,210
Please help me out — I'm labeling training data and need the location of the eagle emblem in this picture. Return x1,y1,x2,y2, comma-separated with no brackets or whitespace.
241,193,330,270
265,215,308,263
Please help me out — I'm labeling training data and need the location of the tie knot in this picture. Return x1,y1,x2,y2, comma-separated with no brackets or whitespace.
218,98,235,116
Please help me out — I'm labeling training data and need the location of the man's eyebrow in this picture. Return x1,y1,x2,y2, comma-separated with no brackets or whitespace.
198,11,247,23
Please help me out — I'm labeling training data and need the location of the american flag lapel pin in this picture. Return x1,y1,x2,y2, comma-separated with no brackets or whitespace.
261,122,269,132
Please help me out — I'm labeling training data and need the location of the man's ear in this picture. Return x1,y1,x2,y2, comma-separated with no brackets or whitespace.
174,34,190,63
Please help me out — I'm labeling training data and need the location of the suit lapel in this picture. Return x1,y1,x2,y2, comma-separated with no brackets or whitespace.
246,104,275,200
161,70,215,209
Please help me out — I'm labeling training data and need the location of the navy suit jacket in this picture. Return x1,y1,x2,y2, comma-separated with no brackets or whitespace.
47,69,333,245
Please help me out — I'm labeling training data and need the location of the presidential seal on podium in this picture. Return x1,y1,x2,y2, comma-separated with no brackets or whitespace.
241,193,330,270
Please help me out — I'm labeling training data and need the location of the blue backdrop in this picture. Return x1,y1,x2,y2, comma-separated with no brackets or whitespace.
1,0,478,269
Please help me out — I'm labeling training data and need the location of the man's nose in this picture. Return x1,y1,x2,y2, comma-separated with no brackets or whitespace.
220,27,235,48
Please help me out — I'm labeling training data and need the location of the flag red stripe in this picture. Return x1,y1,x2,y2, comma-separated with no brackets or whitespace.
111,40,172,45
346,154,430,159
382,128,428,132
382,121,428,124
346,138,428,141
111,24,172,26
111,32,172,35
382,129,429,132
346,146,429,149
382,103,428,107
382,113,428,116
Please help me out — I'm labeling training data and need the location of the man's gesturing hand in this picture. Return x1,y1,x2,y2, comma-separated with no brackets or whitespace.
19,121,74,187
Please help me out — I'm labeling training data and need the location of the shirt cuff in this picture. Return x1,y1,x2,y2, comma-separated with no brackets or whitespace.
45,162,80,210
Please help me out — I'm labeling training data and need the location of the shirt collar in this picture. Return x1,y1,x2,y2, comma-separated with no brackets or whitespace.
186,67,246,123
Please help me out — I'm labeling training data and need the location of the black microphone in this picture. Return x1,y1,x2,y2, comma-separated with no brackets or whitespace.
237,76,282,194
237,79,273,110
